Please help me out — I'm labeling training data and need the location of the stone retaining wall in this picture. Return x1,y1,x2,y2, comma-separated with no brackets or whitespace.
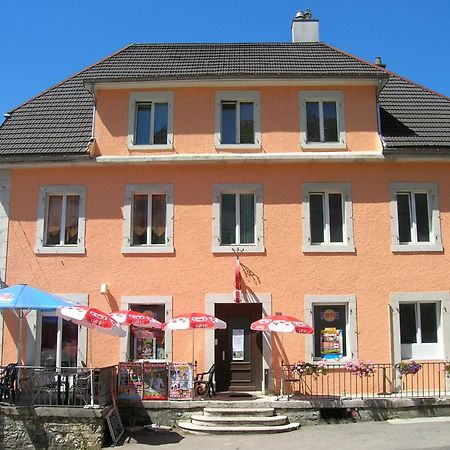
0,405,109,449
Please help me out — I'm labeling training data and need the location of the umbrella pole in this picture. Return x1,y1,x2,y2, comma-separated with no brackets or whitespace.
17,313,23,364
192,329,195,368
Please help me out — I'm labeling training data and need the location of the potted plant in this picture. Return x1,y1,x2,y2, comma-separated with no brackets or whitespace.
443,362,450,378
345,360,375,377
293,361,329,378
394,361,422,375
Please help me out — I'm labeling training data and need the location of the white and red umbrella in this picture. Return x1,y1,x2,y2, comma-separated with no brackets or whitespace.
163,312,227,364
110,310,163,329
56,305,126,337
250,314,314,334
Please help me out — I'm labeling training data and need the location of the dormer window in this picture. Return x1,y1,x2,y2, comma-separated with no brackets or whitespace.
128,92,173,150
300,91,346,149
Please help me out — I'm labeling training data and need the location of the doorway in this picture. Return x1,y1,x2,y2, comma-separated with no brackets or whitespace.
214,303,263,391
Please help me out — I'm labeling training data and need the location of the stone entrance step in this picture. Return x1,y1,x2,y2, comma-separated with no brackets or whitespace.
177,406,299,434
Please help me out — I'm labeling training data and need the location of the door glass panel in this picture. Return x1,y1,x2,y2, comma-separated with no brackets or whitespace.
239,193,255,244
153,103,168,145
323,101,338,142
420,303,438,343
228,316,250,363
399,303,417,343
46,195,62,245
61,320,79,367
306,102,320,142
135,103,152,145
397,193,412,243
151,194,167,244
64,195,79,245
239,102,254,144
40,316,58,367
310,193,324,244
415,193,430,242
329,193,343,243
132,194,148,245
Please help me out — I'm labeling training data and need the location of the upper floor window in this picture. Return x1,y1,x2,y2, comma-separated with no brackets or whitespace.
122,184,174,254
212,184,264,253
128,92,173,150
302,183,354,253
300,91,346,149
215,91,261,149
390,183,442,252
35,186,86,254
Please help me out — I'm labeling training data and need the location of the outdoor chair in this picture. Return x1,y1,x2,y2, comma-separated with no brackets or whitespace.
194,364,216,398
0,363,17,404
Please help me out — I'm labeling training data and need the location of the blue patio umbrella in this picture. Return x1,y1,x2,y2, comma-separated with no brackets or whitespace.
0,284,76,363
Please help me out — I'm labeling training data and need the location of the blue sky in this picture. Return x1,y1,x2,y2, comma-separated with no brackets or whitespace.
1,0,449,116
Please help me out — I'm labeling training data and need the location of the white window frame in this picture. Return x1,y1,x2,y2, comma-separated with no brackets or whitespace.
35,185,86,255
34,293,88,367
390,291,450,363
302,183,355,253
304,294,357,363
390,183,442,252
299,91,346,149
120,296,173,362
122,184,174,254
127,92,174,150
215,91,261,149
212,184,264,254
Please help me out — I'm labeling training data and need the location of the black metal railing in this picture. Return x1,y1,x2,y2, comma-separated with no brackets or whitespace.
0,365,117,407
281,362,450,399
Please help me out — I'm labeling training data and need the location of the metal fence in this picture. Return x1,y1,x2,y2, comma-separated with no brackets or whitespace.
281,362,450,399
0,365,117,407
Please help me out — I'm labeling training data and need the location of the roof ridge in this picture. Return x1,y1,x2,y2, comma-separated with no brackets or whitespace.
4,43,134,116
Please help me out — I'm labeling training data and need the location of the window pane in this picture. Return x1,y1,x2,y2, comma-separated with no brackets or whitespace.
397,193,412,243
323,101,338,142
420,303,437,343
399,303,417,344
64,195,79,245
313,305,347,358
310,194,324,244
135,103,152,145
329,193,343,243
240,102,254,144
221,102,236,144
220,194,236,245
41,316,58,367
415,193,430,242
153,103,168,145
239,193,255,244
130,304,165,360
151,194,166,245
306,102,320,142
132,195,148,245
62,320,79,367
46,195,62,245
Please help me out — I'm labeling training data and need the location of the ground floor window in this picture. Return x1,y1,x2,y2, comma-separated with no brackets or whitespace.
39,313,79,367
129,304,166,361
399,302,440,359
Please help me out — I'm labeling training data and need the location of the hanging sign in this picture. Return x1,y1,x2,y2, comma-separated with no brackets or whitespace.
234,259,242,303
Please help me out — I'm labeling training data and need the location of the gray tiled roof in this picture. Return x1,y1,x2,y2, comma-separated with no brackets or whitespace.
0,42,449,161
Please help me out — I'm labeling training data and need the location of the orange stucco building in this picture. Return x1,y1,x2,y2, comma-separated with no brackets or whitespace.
1,13,449,393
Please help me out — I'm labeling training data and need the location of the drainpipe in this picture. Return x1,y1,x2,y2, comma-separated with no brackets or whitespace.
83,82,97,156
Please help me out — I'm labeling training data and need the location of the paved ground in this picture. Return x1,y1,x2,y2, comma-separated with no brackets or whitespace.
114,417,450,449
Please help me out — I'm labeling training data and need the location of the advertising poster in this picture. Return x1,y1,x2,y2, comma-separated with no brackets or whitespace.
320,327,343,360
142,363,168,400
232,329,245,361
168,363,193,400
117,362,143,400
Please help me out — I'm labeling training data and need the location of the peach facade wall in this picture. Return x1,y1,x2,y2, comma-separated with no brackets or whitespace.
94,85,382,156
2,160,450,369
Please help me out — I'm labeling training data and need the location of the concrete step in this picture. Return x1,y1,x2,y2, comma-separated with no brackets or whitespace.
203,407,275,417
177,421,300,434
191,414,288,427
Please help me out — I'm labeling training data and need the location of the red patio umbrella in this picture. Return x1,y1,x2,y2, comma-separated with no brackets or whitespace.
250,314,314,334
110,310,163,329
162,312,227,364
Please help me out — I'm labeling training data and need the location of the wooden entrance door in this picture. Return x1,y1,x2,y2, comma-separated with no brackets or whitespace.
214,303,262,391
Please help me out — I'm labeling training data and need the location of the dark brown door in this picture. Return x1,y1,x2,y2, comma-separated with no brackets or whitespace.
215,303,262,391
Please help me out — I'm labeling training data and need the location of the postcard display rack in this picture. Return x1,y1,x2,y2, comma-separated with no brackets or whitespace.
118,362,194,400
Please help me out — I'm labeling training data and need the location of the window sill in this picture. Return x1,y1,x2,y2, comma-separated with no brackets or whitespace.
392,243,443,253
215,143,261,151
122,246,174,254
303,244,355,253
127,144,174,151
212,244,265,254
301,142,347,150
35,246,86,255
